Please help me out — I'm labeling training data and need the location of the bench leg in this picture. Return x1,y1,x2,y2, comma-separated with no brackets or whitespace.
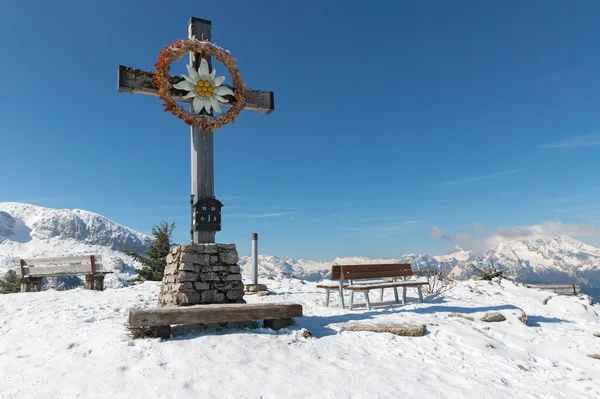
417,286,423,303
393,287,400,303
402,287,407,304
264,318,293,330
325,289,330,307
152,325,171,339
85,275,94,290
364,291,371,311
94,275,105,291
380,288,384,302
32,277,42,292
21,278,31,293
338,281,345,309
350,291,355,311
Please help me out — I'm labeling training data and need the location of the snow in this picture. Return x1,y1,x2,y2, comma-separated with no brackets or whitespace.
1,278,599,398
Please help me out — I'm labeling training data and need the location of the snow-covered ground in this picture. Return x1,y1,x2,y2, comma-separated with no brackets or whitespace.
1,278,599,398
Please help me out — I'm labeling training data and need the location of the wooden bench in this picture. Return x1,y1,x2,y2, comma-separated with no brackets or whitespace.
323,264,428,310
16,255,112,292
525,283,581,296
129,303,303,338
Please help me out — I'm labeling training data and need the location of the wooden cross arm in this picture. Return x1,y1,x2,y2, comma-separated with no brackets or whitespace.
117,65,274,114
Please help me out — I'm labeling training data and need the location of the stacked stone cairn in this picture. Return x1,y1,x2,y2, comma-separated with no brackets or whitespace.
158,243,245,307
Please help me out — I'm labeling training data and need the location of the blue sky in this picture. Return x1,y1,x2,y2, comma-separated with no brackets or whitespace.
1,0,599,260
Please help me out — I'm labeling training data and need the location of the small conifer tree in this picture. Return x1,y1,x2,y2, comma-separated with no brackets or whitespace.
0,271,21,294
125,220,176,281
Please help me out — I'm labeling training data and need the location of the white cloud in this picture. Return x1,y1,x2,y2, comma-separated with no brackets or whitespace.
430,221,599,252
431,226,451,240
441,169,521,186
539,132,600,149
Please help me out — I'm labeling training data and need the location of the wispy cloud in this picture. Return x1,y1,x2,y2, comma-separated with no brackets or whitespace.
357,216,419,222
442,169,521,187
219,196,252,201
224,212,295,219
338,220,424,239
431,226,451,240
554,202,600,214
539,132,600,149
525,63,591,87
545,196,581,204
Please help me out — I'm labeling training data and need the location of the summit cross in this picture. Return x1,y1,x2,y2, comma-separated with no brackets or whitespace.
117,17,274,244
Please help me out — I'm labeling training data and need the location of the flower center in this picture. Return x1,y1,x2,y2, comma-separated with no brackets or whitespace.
195,80,214,98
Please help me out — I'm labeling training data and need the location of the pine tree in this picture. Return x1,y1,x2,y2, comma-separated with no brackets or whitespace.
125,220,176,281
0,270,21,294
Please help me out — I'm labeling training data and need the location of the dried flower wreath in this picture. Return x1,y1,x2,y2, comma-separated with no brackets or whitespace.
153,39,246,131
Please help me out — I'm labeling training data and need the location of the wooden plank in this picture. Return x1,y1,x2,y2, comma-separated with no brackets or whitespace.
317,283,349,289
129,303,303,327
17,264,92,277
341,270,414,280
331,264,412,280
527,284,577,288
188,17,216,245
117,66,275,114
526,284,581,295
333,264,412,272
345,281,428,291
20,255,102,266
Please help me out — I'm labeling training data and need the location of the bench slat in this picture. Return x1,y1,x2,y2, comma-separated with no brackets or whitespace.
20,255,102,266
18,264,93,277
129,303,303,327
331,264,413,280
338,270,414,280
316,284,349,289
526,284,580,295
345,281,428,291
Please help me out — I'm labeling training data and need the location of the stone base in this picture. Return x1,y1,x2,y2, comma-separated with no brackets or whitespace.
245,283,270,296
158,244,246,308
245,291,271,296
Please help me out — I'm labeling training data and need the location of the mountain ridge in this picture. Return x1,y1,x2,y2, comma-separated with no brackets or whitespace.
1,202,599,290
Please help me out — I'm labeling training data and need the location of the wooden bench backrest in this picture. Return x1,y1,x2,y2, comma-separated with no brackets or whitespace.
331,264,413,281
17,255,103,277
526,283,581,295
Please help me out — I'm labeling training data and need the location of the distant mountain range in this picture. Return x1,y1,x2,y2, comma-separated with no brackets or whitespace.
238,237,600,289
1,202,600,290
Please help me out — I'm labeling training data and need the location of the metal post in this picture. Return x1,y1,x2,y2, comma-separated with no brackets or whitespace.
252,233,258,285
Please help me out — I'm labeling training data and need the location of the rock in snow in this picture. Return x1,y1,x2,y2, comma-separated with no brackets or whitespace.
481,312,507,322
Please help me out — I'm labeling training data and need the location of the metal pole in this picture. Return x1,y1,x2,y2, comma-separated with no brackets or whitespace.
252,233,258,285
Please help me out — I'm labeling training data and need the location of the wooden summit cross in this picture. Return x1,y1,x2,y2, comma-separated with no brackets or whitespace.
117,17,274,244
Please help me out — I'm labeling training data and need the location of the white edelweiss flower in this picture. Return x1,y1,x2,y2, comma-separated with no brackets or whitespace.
172,58,234,114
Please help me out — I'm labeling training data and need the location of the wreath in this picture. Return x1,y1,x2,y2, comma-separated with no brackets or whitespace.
153,39,247,131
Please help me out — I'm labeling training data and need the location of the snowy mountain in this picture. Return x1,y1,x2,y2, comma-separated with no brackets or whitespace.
240,239,600,290
0,202,150,287
0,202,148,251
450,236,600,287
